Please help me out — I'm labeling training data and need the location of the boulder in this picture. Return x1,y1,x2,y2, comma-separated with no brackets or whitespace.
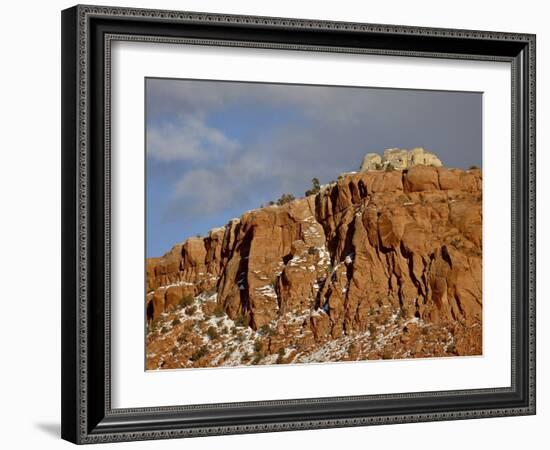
360,153,382,171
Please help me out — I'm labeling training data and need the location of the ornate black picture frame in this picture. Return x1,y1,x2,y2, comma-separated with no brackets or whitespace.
61,4,536,444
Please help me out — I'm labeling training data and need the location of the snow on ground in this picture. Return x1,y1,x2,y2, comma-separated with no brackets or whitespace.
297,334,353,363
147,250,457,370
196,291,217,302
147,280,195,295
289,255,308,267
283,309,311,326
316,245,331,266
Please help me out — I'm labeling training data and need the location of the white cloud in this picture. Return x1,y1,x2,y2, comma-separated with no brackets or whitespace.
173,169,237,215
147,114,241,162
170,150,272,217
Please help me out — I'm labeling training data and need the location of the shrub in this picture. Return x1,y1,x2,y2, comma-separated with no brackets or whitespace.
385,163,395,172
220,326,228,335
368,322,377,337
254,339,264,353
213,304,225,317
177,333,188,344
206,326,219,340
160,326,170,334
307,246,317,256
149,319,160,332
190,345,208,361
252,351,265,365
185,305,197,315
348,343,358,356
469,165,480,170
259,324,275,336
276,193,295,206
179,295,194,308
261,200,276,208
171,318,181,327
234,313,248,328
276,348,286,364
171,346,179,356
241,352,251,363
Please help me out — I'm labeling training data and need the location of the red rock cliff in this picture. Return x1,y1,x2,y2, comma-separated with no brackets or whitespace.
146,165,482,345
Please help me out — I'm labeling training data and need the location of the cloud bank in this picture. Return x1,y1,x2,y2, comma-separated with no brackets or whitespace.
146,78,482,256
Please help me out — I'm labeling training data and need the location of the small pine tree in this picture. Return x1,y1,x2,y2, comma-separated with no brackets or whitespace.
305,177,321,196
312,177,320,191
276,193,295,206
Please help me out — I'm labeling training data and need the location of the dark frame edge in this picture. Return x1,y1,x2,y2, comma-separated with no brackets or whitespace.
510,35,536,417
522,32,536,415
61,5,80,445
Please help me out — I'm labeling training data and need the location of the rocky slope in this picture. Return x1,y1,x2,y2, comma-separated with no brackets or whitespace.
146,165,482,369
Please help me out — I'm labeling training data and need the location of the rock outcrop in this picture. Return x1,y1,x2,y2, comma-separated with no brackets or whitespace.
361,147,443,171
146,165,482,369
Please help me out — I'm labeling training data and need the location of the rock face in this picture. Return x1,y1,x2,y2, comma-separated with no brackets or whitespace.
360,147,443,171
146,165,482,369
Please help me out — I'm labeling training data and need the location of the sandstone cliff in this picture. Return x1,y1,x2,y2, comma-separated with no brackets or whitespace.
146,165,482,369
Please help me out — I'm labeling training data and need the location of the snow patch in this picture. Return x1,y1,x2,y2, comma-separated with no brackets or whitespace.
255,284,278,299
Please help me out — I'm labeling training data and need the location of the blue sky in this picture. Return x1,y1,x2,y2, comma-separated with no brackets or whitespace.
146,78,482,258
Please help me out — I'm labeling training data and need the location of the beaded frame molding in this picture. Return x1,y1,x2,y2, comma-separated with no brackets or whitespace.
61,4,536,444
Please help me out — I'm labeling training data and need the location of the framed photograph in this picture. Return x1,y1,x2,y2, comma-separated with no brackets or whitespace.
61,4,536,444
